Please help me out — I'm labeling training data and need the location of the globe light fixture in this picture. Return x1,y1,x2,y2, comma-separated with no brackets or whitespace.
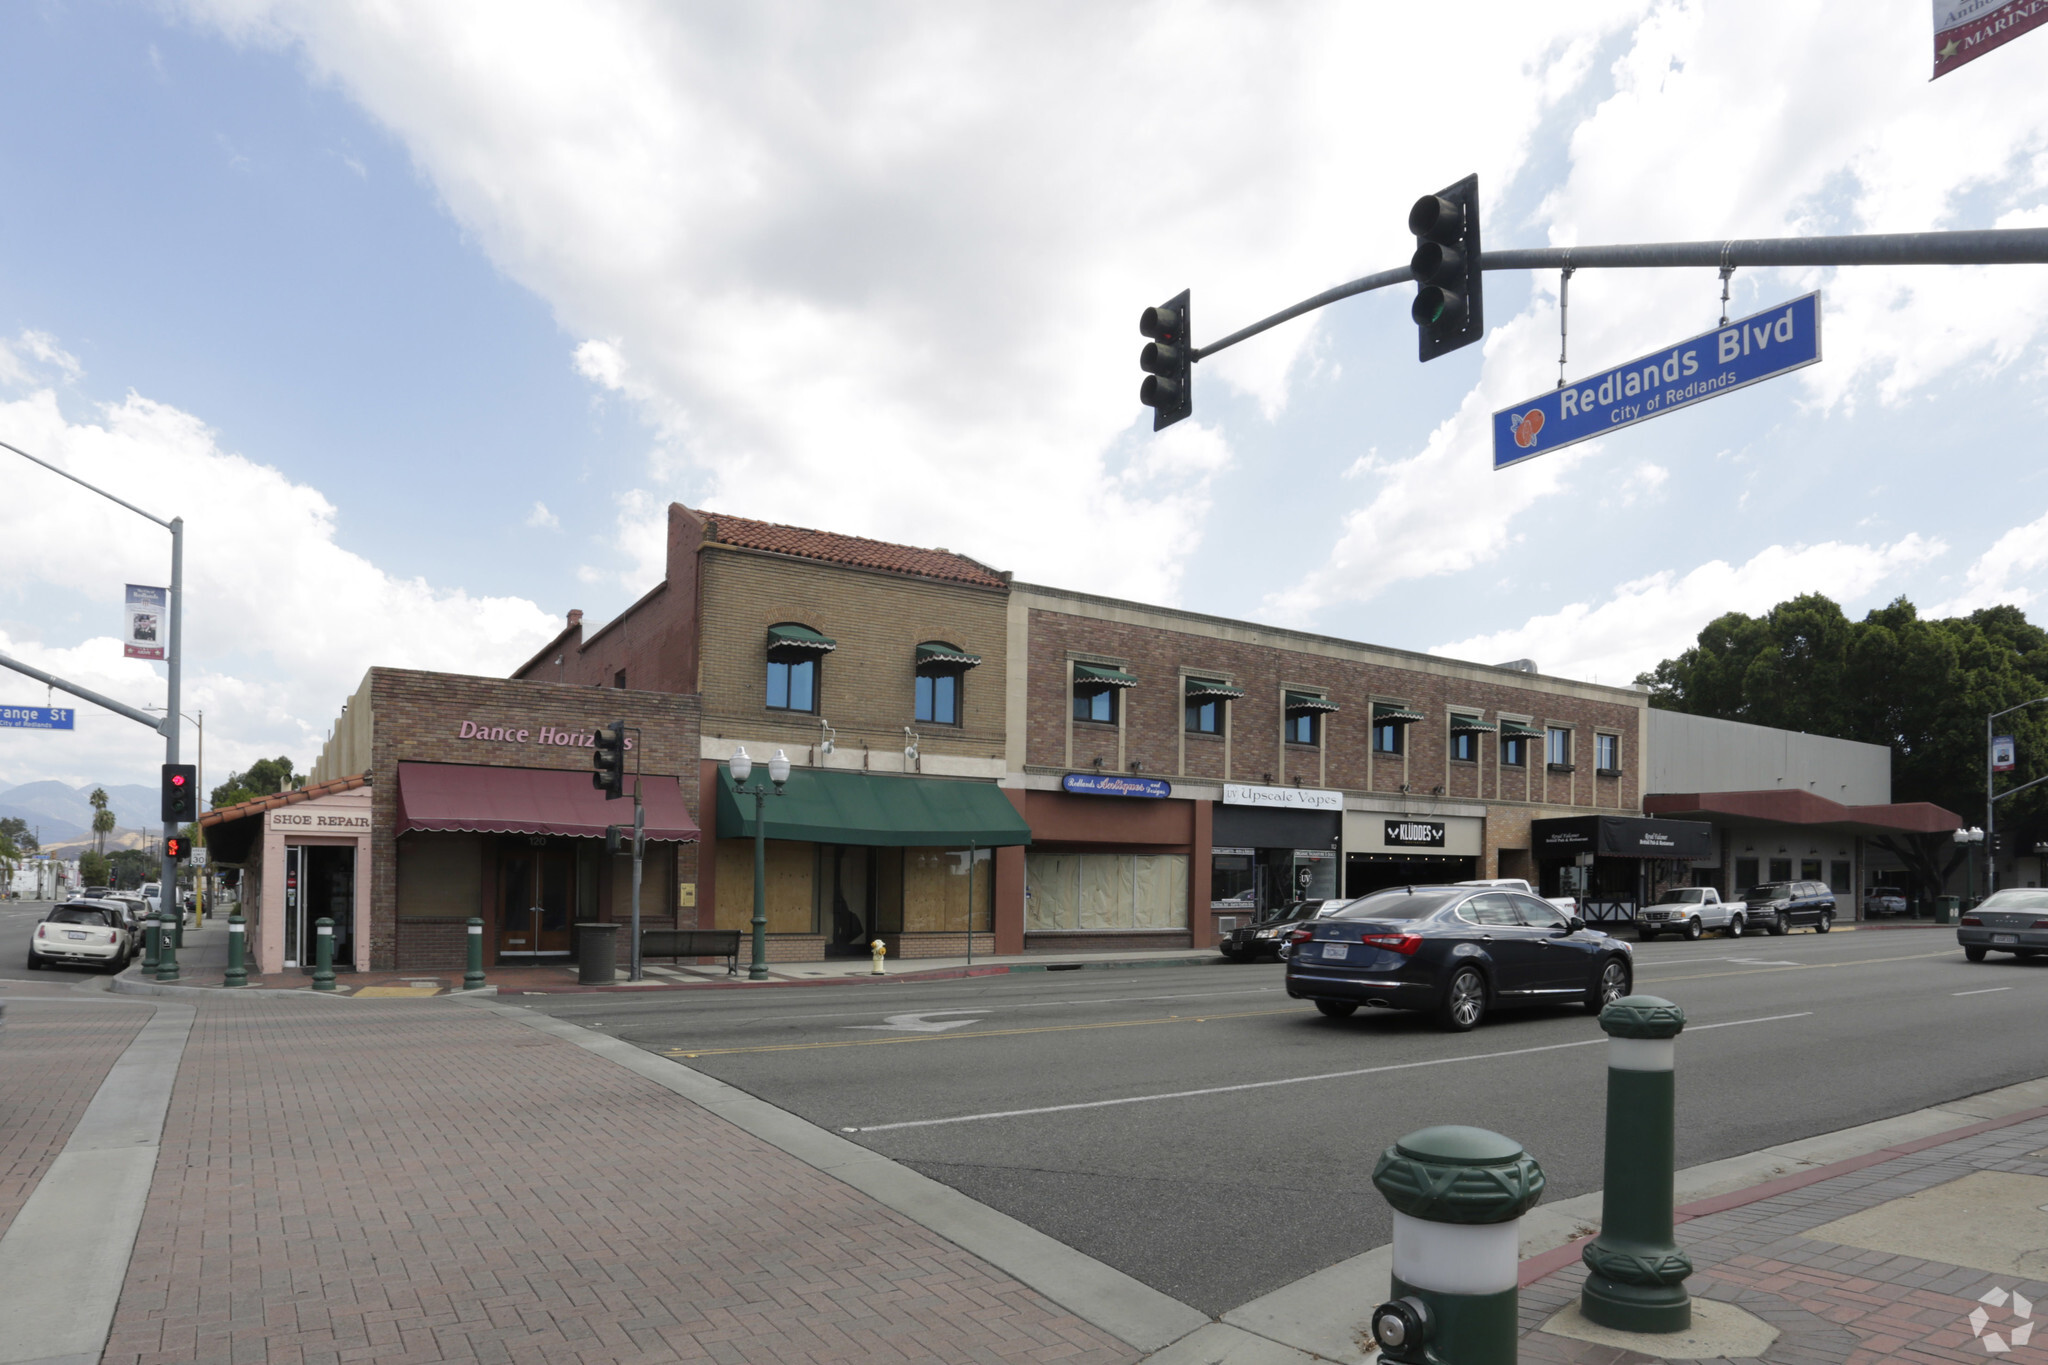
768,749,791,786
730,745,752,783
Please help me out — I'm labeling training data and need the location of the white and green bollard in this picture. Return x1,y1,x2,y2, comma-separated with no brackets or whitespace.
1580,995,1692,1332
1370,1125,1546,1365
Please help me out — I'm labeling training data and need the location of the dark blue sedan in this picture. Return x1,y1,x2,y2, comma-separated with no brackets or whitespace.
1284,884,1633,1031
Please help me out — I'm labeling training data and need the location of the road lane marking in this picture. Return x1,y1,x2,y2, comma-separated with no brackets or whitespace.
1954,986,2013,996
1637,948,1954,985
662,1006,1304,1057
837,1011,1812,1134
849,1010,991,1033
555,984,1284,1023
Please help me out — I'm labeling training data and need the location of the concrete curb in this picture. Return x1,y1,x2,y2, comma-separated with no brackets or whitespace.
509,952,1227,994
0,999,195,1365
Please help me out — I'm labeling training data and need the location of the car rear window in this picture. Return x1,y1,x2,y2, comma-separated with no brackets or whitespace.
1333,888,1461,922
1741,884,1793,901
50,907,113,925
1978,889,2048,912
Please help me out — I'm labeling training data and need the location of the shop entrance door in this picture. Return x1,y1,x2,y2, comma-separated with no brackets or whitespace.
497,844,576,960
282,845,356,969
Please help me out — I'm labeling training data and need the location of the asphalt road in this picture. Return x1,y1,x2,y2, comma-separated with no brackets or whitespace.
0,900,71,981
528,927,2043,1315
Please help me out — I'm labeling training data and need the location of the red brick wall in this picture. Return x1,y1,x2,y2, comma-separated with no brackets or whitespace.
512,503,705,693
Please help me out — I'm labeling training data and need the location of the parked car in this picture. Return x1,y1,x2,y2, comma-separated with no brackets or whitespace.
1455,878,1580,919
1284,884,1633,1032
1636,887,1746,940
1863,886,1908,917
1737,881,1836,935
26,902,132,972
1957,888,2048,961
1220,899,1346,962
98,896,148,953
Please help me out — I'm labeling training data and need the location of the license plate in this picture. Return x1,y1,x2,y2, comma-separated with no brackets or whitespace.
66,930,86,940
1993,934,2018,945
1320,942,1348,960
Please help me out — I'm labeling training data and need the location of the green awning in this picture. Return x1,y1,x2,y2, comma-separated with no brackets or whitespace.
1184,677,1245,701
715,766,1032,847
1285,691,1339,714
1074,663,1139,689
767,623,837,652
1373,703,1426,724
916,642,983,669
1449,714,1496,733
1499,720,1543,738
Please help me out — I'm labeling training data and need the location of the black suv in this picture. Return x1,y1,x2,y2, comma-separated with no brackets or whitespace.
1738,881,1836,935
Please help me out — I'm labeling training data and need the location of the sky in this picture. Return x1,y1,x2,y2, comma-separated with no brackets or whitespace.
1,0,2046,796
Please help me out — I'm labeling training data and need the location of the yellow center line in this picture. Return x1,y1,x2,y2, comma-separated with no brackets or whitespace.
1637,948,1956,985
662,1006,1306,1057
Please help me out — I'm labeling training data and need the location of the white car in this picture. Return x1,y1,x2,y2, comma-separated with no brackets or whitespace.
26,902,133,972
1636,886,1745,940
1455,878,1581,920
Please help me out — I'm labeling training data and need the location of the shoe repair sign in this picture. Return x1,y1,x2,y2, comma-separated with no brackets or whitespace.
1493,292,1821,470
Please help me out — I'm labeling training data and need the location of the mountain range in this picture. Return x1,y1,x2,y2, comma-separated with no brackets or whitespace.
0,780,165,848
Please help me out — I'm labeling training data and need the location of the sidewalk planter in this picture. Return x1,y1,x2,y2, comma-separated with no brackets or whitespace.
1581,994,1692,1332
1371,1125,1545,1365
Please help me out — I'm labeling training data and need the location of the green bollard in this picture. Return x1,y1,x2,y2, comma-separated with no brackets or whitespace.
141,913,160,974
155,910,179,982
463,916,487,990
1580,995,1693,1332
224,912,248,987
311,916,336,991
171,900,184,950
1370,1126,1545,1365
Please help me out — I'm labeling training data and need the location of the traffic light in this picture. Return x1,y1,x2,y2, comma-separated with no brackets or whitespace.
165,835,192,860
1408,173,1483,361
161,764,197,822
605,824,624,854
1139,289,1193,430
592,720,626,800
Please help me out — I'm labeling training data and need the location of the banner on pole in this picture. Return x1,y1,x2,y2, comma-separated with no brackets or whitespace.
123,584,166,660
1993,734,2017,772
1933,0,2048,78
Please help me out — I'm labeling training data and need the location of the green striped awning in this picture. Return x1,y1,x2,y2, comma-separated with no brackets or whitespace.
1449,714,1497,733
1184,677,1245,701
767,623,837,652
1373,703,1426,724
1284,691,1339,714
916,642,983,669
716,766,1031,847
1498,720,1543,738
1074,663,1139,689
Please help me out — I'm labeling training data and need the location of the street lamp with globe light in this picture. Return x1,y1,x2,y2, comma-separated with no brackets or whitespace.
731,746,791,980
1953,826,1985,908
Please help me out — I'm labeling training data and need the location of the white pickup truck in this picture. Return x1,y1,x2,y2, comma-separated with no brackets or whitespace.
1636,886,1746,940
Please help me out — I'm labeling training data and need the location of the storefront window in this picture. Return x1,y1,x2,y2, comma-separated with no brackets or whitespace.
1829,859,1852,893
1025,853,1189,931
915,671,960,725
1186,698,1220,733
1210,849,1256,904
902,847,993,932
1800,858,1822,881
715,839,819,933
1769,857,1792,881
1735,857,1759,889
1286,712,1317,744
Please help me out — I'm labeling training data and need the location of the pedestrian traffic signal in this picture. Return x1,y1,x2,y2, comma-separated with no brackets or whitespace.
1139,289,1193,430
592,721,626,800
1408,174,1483,361
165,835,191,860
161,764,197,822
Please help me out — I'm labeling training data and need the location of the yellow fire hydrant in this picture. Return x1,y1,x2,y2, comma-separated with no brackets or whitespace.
870,938,887,975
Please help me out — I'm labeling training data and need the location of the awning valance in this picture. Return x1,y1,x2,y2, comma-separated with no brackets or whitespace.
1074,663,1139,689
715,766,1032,847
1449,715,1496,733
916,642,983,669
397,762,700,841
767,623,837,653
1184,677,1245,701
1499,720,1543,738
1373,703,1426,724
1285,691,1339,714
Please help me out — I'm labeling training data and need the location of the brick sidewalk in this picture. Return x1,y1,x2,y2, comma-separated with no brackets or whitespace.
1517,1111,2048,1364
0,988,150,1240
102,994,1137,1365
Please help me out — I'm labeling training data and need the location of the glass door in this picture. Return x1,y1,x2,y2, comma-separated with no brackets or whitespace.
496,845,576,960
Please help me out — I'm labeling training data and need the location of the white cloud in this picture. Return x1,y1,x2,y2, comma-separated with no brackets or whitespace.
1931,505,2048,615
0,385,560,788
525,500,560,530
1430,534,1946,684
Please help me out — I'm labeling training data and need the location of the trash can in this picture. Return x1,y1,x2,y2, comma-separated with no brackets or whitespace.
1935,896,1960,925
576,922,619,984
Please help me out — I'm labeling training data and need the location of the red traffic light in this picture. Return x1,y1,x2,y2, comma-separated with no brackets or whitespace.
165,836,191,860
170,773,186,787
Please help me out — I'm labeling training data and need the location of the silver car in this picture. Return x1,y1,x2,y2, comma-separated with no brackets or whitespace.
1636,887,1743,940
1958,888,2048,961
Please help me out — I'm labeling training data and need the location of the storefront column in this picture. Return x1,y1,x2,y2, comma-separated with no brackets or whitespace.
994,843,1026,954
1190,798,1214,946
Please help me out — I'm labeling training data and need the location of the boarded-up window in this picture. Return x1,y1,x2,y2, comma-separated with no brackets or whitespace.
611,850,673,923
901,847,993,932
1026,853,1187,932
715,839,817,933
396,835,482,919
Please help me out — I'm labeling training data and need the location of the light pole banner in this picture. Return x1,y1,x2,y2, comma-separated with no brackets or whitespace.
123,584,166,660
1933,0,2048,78
1993,734,2017,772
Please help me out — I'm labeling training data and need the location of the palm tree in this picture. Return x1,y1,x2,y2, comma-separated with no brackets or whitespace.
89,786,114,856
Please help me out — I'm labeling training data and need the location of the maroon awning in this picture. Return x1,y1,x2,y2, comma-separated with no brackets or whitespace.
1645,789,1960,837
396,762,700,841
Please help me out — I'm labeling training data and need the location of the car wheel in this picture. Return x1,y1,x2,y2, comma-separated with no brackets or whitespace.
1816,911,1832,934
1219,948,1245,963
1728,914,1745,938
1771,912,1789,936
1684,917,1703,941
1313,999,1358,1020
1438,967,1487,1032
1965,945,1989,962
24,952,42,970
1587,957,1631,1013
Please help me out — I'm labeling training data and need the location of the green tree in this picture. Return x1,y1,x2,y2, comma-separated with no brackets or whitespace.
78,848,111,886
210,756,302,811
89,786,114,855
0,816,37,853
107,848,156,888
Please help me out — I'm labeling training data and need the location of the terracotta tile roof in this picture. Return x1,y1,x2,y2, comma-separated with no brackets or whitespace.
700,509,1008,589
199,773,370,828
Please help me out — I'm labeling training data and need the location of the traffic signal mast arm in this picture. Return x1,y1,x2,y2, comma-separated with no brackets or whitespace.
1188,225,2048,364
0,650,172,735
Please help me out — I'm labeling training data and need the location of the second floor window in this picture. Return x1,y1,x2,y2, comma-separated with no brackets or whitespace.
1286,712,1317,744
1073,662,1136,724
1596,733,1620,771
1452,730,1479,762
1187,699,1219,733
1183,677,1240,735
1284,691,1335,745
1547,726,1572,768
1373,721,1402,754
765,623,835,713
914,642,980,727
1503,735,1529,767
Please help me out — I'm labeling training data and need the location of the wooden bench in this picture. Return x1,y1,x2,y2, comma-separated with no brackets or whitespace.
641,928,742,976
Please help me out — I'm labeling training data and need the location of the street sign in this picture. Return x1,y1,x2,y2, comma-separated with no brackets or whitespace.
1993,734,2016,772
1494,291,1822,470
0,705,75,730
